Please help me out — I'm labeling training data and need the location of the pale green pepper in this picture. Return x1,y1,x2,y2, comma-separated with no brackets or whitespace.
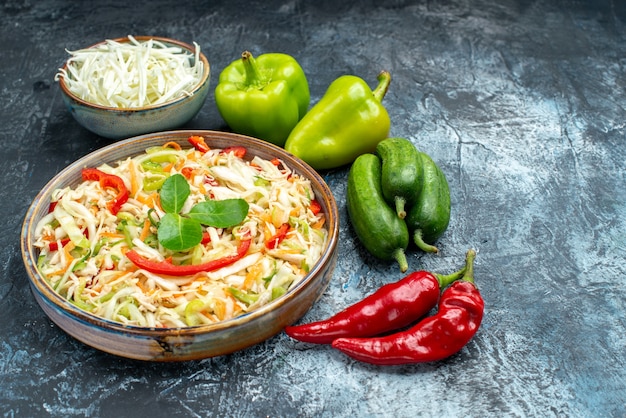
215,51,310,147
284,71,391,170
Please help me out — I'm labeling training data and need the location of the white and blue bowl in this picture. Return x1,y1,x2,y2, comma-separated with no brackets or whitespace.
57,36,211,140
21,130,339,361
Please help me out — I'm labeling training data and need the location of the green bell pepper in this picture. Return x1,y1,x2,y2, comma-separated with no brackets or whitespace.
215,51,310,147
284,71,391,170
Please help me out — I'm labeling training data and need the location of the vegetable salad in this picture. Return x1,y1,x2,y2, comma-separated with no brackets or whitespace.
34,137,328,328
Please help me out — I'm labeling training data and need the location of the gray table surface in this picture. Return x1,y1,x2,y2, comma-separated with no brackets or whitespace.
2,0,625,417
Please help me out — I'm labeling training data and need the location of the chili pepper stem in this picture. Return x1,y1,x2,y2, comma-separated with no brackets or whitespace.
392,248,409,273
413,229,439,253
373,70,391,103
462,248,477,285
434,266,467,289
241,51,266,89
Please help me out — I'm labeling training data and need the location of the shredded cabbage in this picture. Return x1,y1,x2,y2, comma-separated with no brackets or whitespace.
54,35,204,108
34,142,328,328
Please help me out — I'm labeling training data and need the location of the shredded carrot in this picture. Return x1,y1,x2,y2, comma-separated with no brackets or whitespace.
88,279,103,293
162,141,181,150
290,207,301,217
186,150,198,162
135,193,149,206
196,289,209,296
48,241,77,277
162,162,175,173
41,232,56,241
99,271,132,289
139,219,152,241
231,303,244,316
274,248,303,255
101,231,125,239
243,263,263,289
312,217,326,229
48,268,69,277
173,161,183,173
128,159,139,196
154,193,162,211
226,294,244,315
262,224,272,244
136,191,159,208
213,298,226,321
198,181,207,195
63,241,76,263
135,277,151,294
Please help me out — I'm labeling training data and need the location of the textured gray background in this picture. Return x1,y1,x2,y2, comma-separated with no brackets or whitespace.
2,0,625,417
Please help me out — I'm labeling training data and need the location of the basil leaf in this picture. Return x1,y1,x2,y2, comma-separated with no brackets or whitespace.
188,199,249,228
160,174,190,214
158,213,203,251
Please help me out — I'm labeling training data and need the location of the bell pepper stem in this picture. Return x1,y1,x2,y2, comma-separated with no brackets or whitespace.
241,51,266,89
394,196,407,219
372,70,391,103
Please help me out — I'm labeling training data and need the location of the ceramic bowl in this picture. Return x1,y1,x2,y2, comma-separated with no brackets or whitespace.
21,130,339,361
57,36,211,140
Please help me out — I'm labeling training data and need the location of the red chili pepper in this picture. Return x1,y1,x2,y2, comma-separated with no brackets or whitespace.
188,135,210,153
331,249,484,365
201,231,212,245
221,146,247,158
181,166,194,179
47,229,89,251
125,238,251,277
81,168,129,215
266,223,289,249
48,238,71,252
310,199,322,215
284,266,465,344
204,175,219,187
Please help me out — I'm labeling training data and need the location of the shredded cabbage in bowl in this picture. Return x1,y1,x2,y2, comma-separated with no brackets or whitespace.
55,35,205,108
33,140,328,328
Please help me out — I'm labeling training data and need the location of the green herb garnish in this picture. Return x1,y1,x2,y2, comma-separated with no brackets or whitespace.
157,174,249,251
